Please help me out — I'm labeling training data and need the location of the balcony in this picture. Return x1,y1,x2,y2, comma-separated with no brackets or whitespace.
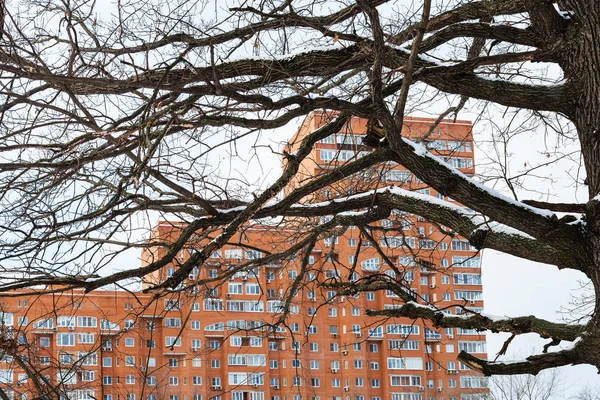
424,330,442,342
419,260,436,274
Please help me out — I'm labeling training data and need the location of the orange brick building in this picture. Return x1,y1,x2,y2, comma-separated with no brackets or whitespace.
0,112,487,400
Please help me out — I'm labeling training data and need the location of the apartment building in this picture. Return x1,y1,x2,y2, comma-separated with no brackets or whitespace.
0,112,487,400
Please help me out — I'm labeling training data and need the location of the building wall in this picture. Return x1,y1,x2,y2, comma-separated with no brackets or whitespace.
0,112,487,400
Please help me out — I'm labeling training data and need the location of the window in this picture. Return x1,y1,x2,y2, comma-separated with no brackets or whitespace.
354,360,363,369
125,356,135,366
103,357,112,367
361,257,380,271
460,376,489,389
246,283,261,295
56,333,74,346
39,337,50,347
165,337,182,347
57,316,75,327
451,239,475,251
126,375,135,384
125,338,134,347
320,150,334,162
147,376,156,386
370,361,379,370
366,292,375,301
191,320,201,330
309,343,318,352
452,256,481,268
458,341,487,353
371,379,380,388
103,376,112,385
193,376,202,385
454,290,483,301
441,275,450,284
211,359,220,368
77,316,97,327
453,273,483,285
292,375,302,386
165,318,181,328
169,358,178,368
169,376,179,386
311,378,320,387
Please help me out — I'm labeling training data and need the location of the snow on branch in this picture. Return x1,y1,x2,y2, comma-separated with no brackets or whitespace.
366,301,585,342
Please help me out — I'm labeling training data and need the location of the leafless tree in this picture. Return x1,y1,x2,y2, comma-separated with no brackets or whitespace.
490,363,565,399
0,0,598,380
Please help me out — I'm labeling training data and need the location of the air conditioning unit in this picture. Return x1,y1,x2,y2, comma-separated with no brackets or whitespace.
192,347,199,351
437,387,443,392
448,334,454,339
331,368,338,373
52,327,58,332
310,298,316,302
429,284,435,289
273,385,279,390
253,384,259,388
331,333,337,338
226,293,232,298
140,367,146,372
341,350,348,355
102,347,112,352
469,300,476,305
401,333,408,338
343,386,349,392
241,276,247,281
68,326,75,331
355,332,362,338
447,369,458,375
418,386,424,391
212,385,222,390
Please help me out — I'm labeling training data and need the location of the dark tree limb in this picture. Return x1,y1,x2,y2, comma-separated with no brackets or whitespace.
459,349,580,376
366,301,585,341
